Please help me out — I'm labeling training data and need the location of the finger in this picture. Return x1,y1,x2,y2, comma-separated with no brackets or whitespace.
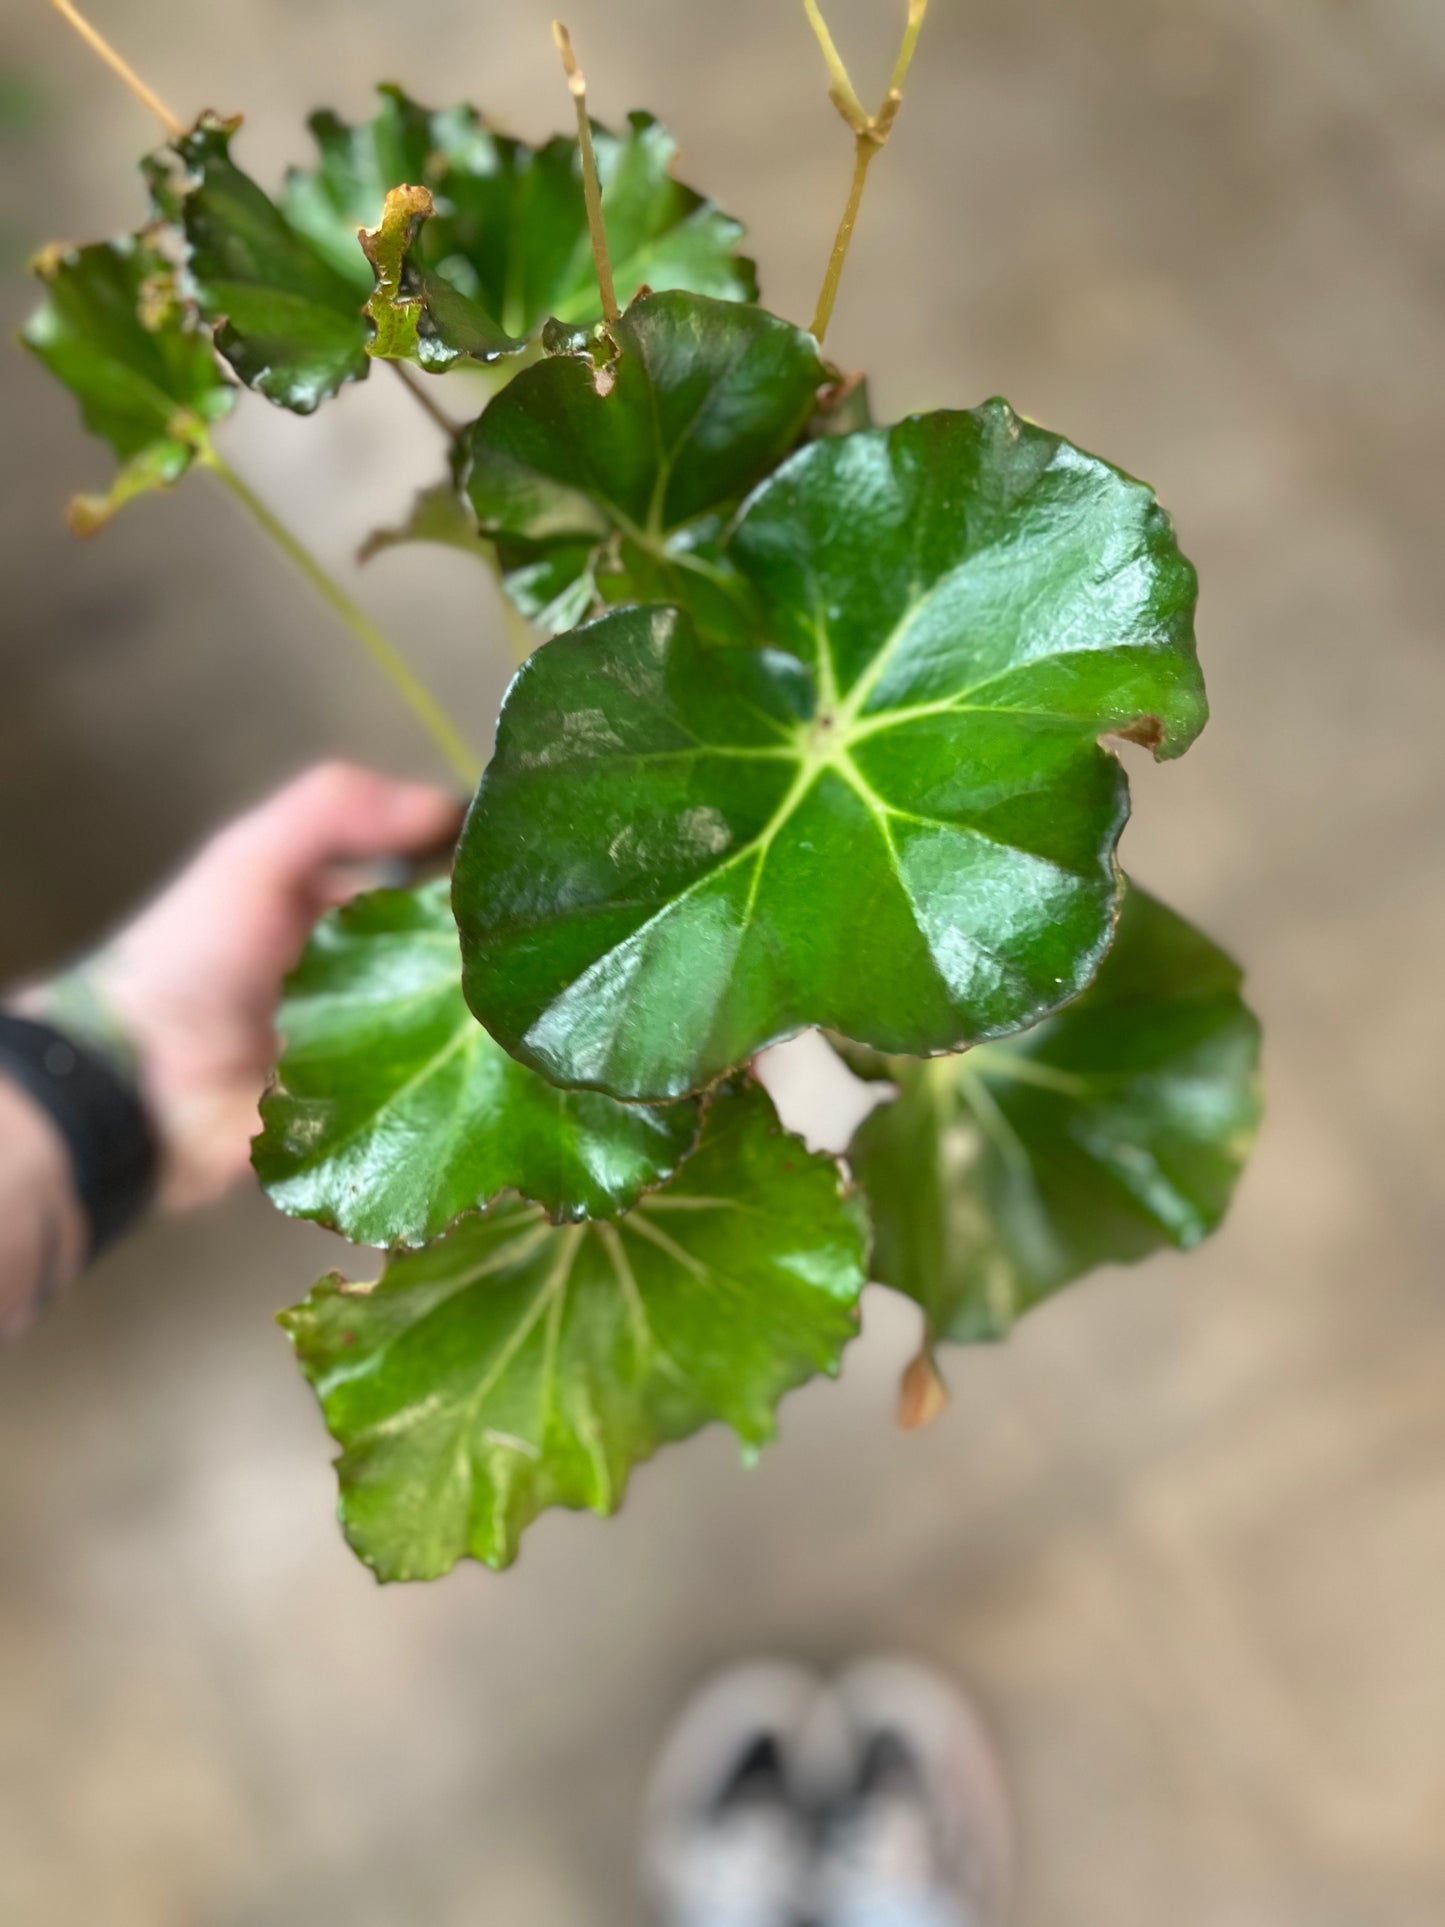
220,762,467,891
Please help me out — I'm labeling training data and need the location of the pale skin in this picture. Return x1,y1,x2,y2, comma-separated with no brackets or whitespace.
0,763,463,1334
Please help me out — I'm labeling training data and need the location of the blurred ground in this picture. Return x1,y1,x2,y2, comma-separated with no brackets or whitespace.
2,0,1444,1922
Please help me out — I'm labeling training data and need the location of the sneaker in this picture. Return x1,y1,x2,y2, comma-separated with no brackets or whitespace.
641,1661,824,1927
806,1658,1011,1927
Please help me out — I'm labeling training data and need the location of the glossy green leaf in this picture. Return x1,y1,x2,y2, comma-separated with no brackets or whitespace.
844,885,1262,1344
455,402,1206,1101
277,88,756,364
172,114,371,413
467,290,826,636
22,232,233,531
299,95,757,335
252,881,700,1246
279,1080,866,1577
279,86,446,291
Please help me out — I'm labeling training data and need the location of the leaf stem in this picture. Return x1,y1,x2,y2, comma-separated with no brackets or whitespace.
801,0,871,132
804,0,930,344
552,22,619,326
46,0,184,138
811,138,876,346
200,447,481,787
389,362,461,439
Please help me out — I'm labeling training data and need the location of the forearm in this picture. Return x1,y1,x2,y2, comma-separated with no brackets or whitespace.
0,768,461,1338
0,1075,88,1334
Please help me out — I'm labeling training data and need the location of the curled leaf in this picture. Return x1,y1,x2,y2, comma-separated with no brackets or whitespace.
171,113,372,413
22,232,233,531
360,183,524,369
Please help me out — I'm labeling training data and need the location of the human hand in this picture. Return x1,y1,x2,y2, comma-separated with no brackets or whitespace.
24,763,464,1212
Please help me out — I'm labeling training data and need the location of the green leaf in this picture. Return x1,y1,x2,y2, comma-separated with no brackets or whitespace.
357,477,493,567
172,114,371,413
279,1080,866,1577
360,184,523,370
170,93,756,411
467,290,826,636
454,402,1206,1101
279,86,445,290
21,232,233,531
252,881,700,1246
277,88,756,354
563,111,758,324
844,885,1263,1345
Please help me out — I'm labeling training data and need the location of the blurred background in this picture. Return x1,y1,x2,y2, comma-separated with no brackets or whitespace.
3,0,1444,1921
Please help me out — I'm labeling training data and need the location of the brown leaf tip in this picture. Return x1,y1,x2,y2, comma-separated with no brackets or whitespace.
897,1345,949,1431
1114,713,1165,753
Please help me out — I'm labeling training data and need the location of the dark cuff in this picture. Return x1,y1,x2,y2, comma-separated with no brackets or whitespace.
0,1013,157,1258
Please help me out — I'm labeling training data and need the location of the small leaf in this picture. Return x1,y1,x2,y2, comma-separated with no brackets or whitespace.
844,885,1263,1345
455,402,1206,1101
172,114,372,413
360,184,523,370
252,881,700,1246
467,289,826,636
22,232,233,531
279,1080,867,1577
357,477,493,567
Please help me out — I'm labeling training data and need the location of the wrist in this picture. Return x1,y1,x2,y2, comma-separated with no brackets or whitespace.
0,1075,88,1334
0,1010,158,1263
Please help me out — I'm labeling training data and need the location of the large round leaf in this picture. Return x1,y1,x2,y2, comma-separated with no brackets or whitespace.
844,884,1263,1346
454,403,1206,1100
252,882,699,1246
279,1081,867,1577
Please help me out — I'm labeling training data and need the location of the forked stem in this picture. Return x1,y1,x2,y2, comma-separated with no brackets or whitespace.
201,447,481,787
801,0,870,131
46,0,184,137
804,0,930,343
552,21,619,326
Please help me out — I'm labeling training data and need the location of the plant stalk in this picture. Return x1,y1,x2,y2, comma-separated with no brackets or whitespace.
50,0,486,783
47,0,184,137
389,362,461,439
811,137,876,344
552,22,619,326
803,0,930,345
201,448,481,787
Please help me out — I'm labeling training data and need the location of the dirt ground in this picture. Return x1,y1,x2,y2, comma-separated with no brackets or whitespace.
2,1,1443,1922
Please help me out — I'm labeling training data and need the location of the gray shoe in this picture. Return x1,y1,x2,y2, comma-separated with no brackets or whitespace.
804,1659,1012,1927
641,1662,824,1927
